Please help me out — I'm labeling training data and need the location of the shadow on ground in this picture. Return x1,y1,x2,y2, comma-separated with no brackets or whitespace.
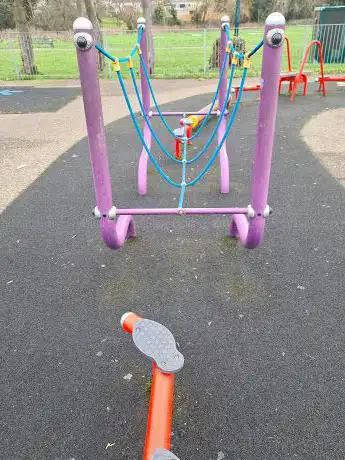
2,90,345,459
0,87,80,114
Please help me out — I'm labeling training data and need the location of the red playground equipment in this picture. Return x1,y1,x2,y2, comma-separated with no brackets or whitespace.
318,74,345,94
235,36,330,102
279,37,326,101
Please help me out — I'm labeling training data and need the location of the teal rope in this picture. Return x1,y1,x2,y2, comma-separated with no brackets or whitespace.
116,62,244,188
95,27,143,63
117,62,245,188
224,24,244,58
114,60,246,189
224,24,264,58
187,67,247,187
185,62,236,165
248,40,264,57
129,63,230,166
131,59,236,166
129,67,179,163
139,50,230,142
116,69,181,188
95,25,250,191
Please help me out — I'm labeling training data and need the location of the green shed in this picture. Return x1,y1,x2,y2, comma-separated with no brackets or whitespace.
313,5,345,63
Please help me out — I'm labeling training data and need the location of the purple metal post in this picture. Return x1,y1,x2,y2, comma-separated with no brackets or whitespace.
229,12,285,248
218,16,231,194
151,111,223,117
116,207,248,216
73,17,135,249
137,17,152,196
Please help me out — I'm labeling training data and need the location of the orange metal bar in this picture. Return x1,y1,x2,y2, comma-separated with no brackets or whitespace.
297,40,325,82
319,75,345,82
285,36,292,72
144,363,174,460
234,84,261,99
175,139,181,159
121,312,175,460
290,39,325,101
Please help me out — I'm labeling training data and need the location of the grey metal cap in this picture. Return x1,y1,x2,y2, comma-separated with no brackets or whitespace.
151,448,180,459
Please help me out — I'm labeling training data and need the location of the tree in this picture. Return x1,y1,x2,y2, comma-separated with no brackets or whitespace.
12,0,38,75
141,0,155,74
84,0,104,70
32,0,80,30
214,0,230,13
76,0,84,16
167,4,181,25
0,0,15,29
191,0,208,24
107,0,139,30
153,2,165,24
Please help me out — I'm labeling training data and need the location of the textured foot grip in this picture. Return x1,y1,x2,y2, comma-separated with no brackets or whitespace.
151,448,180,459
132,319,184,374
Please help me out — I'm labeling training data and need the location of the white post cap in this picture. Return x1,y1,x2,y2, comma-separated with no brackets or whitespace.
73,17,93,31
265,12,286,26
121,312,135,327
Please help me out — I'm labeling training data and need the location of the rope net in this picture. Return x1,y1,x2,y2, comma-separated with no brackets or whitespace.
95,24,263,208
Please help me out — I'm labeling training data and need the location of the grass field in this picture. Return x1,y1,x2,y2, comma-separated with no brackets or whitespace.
1,25,344,81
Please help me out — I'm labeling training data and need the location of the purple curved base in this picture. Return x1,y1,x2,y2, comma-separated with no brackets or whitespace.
100,216,136,250
138,123,151,196
229,214,265,249
218,119,230,194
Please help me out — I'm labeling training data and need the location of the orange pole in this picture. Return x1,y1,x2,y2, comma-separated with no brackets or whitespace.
175,139,181,159
290,40,325,102
121,312,175,460
285,36,292,72
298,40,323,77
144,363,175,460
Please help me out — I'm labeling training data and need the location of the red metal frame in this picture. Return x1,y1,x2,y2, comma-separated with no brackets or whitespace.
233,37,292,100
175,124,192,159
121,313,175,460
318,75,345,95
279,38,326,101
234,84,261,99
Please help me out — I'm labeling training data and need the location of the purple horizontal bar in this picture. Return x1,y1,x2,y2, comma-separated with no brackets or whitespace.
117,207,248,216
150,111,220,116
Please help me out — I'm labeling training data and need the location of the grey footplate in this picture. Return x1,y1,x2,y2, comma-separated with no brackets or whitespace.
151,448,180,459
132,319,184,374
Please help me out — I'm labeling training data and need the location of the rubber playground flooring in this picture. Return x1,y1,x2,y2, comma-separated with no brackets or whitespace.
0,86,80,114
2,87,345,459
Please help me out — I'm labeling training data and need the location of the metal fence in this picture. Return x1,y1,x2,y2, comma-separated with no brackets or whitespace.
0,23,344,81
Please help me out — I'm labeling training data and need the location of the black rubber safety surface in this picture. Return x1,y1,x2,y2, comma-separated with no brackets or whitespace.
2,87,345,459
0,87,80,114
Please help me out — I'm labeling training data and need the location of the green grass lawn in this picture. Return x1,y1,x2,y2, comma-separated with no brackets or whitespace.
1,25,344,81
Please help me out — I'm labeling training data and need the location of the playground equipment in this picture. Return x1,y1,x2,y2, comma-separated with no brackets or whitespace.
74,12,285,251
174,98,232,159
318,74,345,94
279,37,326,101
